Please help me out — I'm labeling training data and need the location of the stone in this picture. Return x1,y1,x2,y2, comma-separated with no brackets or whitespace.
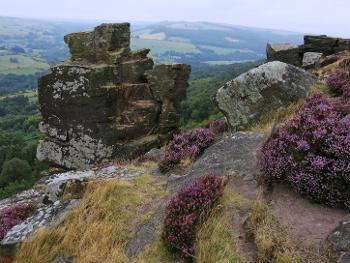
329,219,350,251
215,61,316,130
52,253,71,263
340,252,350,263
301,35,350,55
168,132,265,192
266,43,301,66
37,23,191,169
302,52,323,69
144,148,164,162
266,35,350,69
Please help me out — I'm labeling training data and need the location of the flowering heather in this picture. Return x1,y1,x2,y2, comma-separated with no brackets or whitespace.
207,119,229,134
0,203,35,240
326,68,350,97
163,173,225,258
260,93,350,207
159,128,215,172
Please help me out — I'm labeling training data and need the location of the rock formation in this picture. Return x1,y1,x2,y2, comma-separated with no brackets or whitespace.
214,61,316,130
267,35,350,68
37,23,191,169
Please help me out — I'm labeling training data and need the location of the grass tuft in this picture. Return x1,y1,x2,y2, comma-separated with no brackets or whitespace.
14,176,166,263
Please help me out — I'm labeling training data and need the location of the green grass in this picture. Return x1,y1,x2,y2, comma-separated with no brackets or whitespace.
195,189,245,263
0,54,49,75
200,45,254,55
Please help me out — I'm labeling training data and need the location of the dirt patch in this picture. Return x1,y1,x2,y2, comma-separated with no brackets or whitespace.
268,184,349,249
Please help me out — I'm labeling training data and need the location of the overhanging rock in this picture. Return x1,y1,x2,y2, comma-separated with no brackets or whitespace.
37,23,191,169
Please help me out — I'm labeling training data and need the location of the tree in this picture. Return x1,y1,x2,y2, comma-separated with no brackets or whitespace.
0,158,32,187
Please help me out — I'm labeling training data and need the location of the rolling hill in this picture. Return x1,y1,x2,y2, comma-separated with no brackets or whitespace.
0,16,304,95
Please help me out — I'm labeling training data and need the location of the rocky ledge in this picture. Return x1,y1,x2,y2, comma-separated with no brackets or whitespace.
37,23,191,169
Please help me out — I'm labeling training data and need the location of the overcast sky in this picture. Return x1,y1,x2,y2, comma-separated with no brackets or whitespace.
1,0,349,37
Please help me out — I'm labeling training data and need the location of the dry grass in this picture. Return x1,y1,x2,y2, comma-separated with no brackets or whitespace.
248,101,303,132
135,233,176,263
246,201,301,263
14,176,166,263
194,189,246,263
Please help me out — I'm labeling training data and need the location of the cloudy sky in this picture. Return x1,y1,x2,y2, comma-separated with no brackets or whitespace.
1,0,349,36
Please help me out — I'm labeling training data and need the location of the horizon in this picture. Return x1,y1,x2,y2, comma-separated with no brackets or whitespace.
1,0,350,37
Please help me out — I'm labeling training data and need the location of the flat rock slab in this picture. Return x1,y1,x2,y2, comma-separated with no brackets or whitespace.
1,199,79,245
269,184,349,248
168,132,266,192
38,165,142,202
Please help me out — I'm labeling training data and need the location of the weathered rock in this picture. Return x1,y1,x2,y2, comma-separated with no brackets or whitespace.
329,219,350,251
37,23,191,169
215,61,316,130
1,200,79,245
168,132,266,192
266,43,301,66
266,35,350,68
301,35,350,55
52,253,71,263
302,52,323,69
144,148,164,162
340,252,350,263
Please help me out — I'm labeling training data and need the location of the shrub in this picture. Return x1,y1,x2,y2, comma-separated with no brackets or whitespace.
206,119,229,134
0,203,35,240
0,158,32,187
163,173,225,258
260,93,350,207
326,68,350,97
159,128,215,172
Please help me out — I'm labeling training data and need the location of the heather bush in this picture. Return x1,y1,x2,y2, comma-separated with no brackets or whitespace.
163,173,225,258
0,203,35,240
260,93,350,207
159,128,215,172
326,68,350,97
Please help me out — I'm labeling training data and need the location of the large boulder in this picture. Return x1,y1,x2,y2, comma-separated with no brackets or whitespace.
266,43,301,66
215,61,316,130
37,23,191,169
301,35,350,55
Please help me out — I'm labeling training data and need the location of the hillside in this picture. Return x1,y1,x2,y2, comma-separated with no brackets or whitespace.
131,21,303,64
2,22,350,263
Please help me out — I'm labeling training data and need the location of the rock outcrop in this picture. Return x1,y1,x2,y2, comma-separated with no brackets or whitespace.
214,61,316,130
267,35,350,68
37,23,191,169
266,43,300,66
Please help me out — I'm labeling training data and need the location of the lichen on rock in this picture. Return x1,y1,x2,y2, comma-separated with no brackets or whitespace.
215,61,316,130
37,23,191,169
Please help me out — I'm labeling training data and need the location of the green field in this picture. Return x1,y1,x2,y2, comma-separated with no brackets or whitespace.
131,38,200,55
0,54,49,75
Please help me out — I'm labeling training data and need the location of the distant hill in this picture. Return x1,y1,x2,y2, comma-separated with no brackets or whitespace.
0,16,304,95
131,21,304,65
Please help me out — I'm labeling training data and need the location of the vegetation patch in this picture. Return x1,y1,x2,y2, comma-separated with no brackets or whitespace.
246,201,301,263
0,203,36,240
159,128,216,173
195,189,245,263
163,173,225,259
14,176,166,263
